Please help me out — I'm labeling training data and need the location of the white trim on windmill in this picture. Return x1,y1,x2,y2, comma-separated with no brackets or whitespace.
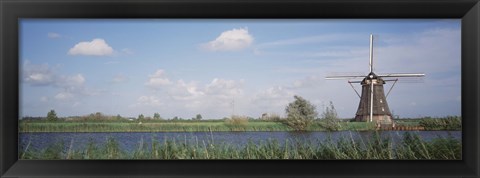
325,34,425,124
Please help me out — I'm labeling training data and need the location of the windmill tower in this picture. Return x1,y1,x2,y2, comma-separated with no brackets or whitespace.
326,34,424,125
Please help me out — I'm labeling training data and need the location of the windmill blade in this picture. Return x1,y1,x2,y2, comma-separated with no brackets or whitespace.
325,75,366,80
369,34,374,73
378,73,425,78
370,80,374,122
348,80,363,83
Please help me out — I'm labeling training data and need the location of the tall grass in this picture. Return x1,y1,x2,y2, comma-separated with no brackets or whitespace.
19,116,462,133
19,121,291,132
19,132,461,160
418,116,462,130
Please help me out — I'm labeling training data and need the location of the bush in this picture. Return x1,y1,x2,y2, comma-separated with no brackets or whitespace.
418,116,461,130
46,110,58,121
320,101,341,131
260,113,282,122
225,115,249,128
284,95,318,131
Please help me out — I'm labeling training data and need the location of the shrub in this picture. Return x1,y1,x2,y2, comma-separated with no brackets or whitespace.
419,116,461,130
320,101,341,131
225,115,249,127
46,110,58,121
284,95,318,131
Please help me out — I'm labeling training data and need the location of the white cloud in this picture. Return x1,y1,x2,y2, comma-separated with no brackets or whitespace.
136,95,163,107
291,75,324,89
22,62,97,104
205,78,243,99
23,62,56,86
54,91,74,101
47,32,61,39
68,38,114,56
170,80,205,101
254,86,294,101
145,69,172,89
59,74,85,87
202,28,254,51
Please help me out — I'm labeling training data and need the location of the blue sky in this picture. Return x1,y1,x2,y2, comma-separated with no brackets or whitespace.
20,19,461,119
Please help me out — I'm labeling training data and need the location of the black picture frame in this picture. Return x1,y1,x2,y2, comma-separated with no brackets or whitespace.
1,0,479,177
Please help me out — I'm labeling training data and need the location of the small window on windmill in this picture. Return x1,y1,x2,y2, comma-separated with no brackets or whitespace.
380,99,383,103
382,107,385,111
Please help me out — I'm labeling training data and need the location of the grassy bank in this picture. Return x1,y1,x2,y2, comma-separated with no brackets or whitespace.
19,117,461,133
19,132,461,160
18,121,382,132
19,121,291,132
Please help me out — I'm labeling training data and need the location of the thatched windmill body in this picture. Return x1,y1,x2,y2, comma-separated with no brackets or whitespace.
326,34,424,124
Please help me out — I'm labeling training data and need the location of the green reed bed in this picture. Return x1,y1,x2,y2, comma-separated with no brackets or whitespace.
19,121,291,132
19,132,461,160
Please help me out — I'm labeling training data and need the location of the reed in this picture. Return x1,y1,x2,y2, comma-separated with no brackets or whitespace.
19,132,461,160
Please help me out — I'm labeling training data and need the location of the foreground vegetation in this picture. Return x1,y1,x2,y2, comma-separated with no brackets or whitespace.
19,132,461,160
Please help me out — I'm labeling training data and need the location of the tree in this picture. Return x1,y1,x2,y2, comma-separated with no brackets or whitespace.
285,95,318,131
94,112,103,120
195,114,202,121
153,113,161,120
47,109,58,121
321,101,341,131
116,114,122,120
138,114,145,120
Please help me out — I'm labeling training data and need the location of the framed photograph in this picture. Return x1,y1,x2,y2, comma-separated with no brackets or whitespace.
1,0,479,177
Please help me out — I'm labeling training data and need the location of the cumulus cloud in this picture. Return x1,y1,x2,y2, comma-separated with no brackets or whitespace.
135,95,163,107
202,28,254,51
169,80,205,101
145,69,172,89
254,86,294,101
47,32,61,39
58,74,85,88
205,78,243,99
68,38,114,56
250,86,295,114
23,62,56,86
54,91,75,101
22,62,94,102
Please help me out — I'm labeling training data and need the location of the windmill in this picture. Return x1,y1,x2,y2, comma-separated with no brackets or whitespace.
326,34,424,125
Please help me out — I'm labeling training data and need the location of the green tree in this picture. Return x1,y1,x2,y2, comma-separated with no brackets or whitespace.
116,114,122,120
138,114,145,120
321,101,341,131
195,114,202,121
285,95,318,131
94,112,103,120
153,113,161,120
47,109,58,121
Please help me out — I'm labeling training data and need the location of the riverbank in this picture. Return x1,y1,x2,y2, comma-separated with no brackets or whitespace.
19,117,461,133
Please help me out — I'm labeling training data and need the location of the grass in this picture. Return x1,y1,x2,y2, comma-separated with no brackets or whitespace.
19,116,461,133
19,132,461,160
19,121,291,132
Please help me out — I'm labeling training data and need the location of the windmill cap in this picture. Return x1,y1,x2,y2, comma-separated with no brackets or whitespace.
366,72,379,79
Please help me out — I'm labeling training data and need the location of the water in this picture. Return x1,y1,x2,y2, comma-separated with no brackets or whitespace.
19,131,461,153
